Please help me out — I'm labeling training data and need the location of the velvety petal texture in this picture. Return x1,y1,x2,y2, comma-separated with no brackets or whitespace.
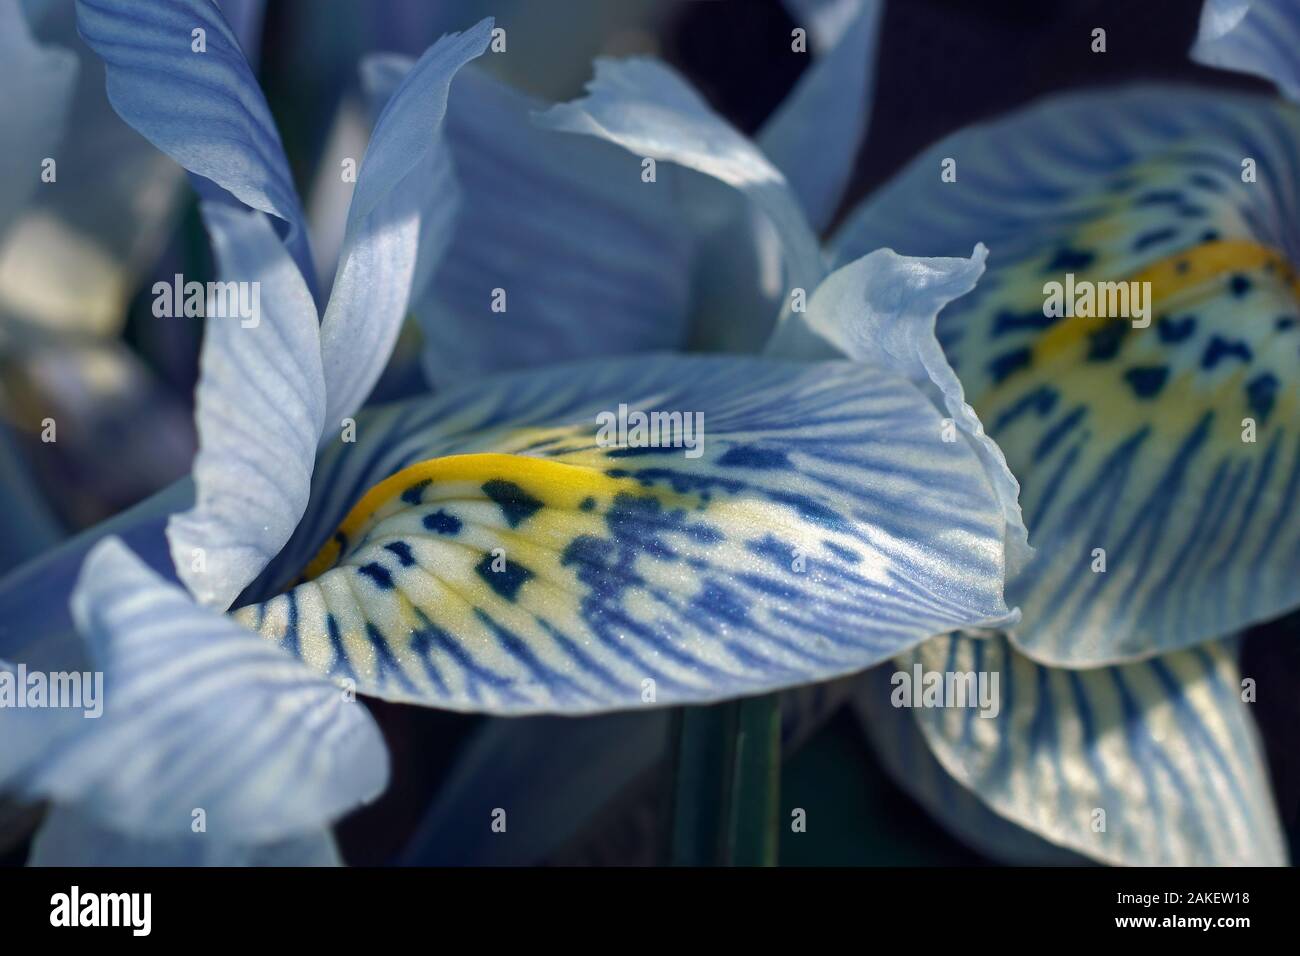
833,86,1300,665
0,0,78,233
234,352,1017,713
858,633,1285,866
318,19,492,426
26,537,388,843
759,0,883,232
165,203,324,611
1192,0,1300,102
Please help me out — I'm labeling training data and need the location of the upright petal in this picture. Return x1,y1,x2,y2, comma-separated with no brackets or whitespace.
25,537,388,844
317,20,492,427
235,352,1016,714
859,632,1286,866
538,58,825,324
74,0,315,288
758,0,883,232
0,0,78,233
1192,0,1300,103
166,203,324,610
411,64,695,382
833,87,1300,664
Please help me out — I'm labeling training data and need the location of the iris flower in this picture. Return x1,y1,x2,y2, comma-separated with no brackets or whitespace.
1,0,1027,864
404,0,1299,867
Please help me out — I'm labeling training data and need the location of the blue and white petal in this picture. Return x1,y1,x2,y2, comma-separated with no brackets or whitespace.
410,64,695,382
860,633,1286,866
758,0,883,232
234,352,1016,714
833,86,1300,664
25,537,388,843
317,19,491,426
166,204,324,610
29,807,341,866
0,0,78,233
1192,0,1300,103
538,58,825,317
74,0,315,288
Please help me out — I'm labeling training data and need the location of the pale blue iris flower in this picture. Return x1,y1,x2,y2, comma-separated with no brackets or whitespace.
408,0,1299,866
0,0,1030,865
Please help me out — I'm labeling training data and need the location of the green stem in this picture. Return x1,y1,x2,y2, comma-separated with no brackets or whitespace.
669,693,781,866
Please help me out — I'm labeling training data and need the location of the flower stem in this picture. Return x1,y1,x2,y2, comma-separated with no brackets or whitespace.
669,693,781,866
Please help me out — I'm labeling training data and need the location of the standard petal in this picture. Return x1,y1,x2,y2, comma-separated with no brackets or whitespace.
234,352,1016,714
0,0,78,233
166,203,325,610
409,64,695,382
317,20,491,427
859,633,1286,866
29,806,341,866
758,0,883,232
1192,0,1300,102
538,57,825,317
73,0,314,287
25,537,388,844
833,86,1300,664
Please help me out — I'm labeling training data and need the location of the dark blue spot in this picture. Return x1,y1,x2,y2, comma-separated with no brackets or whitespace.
988,348,1033,384
1275,315,1296,331
718,445,792,470
1246,373,1279,423
1086,321,1128,361
357,562,394,590
1044,247,1095,271
423,509,462,535
992,308,1057,336
482,479,543,528
579,496,596,512
1156,315,1197,343
1201,335,1253,369
990,385,1059,435
1200,229,1220,243
1228,273,1252,298
383,541,415,567
475,553,533,601
401,479,431,505
1124,366,1169,399
1132,227,1178,252
1188,173,1225,193
607,445,666,458
1134,189,1183,206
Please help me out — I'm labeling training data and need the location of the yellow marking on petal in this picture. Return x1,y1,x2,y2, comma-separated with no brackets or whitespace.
298,452,692,582
1033,239,1300,366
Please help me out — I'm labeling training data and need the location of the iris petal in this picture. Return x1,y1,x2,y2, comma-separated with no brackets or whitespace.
166,204,324,611
74,0,316,290
858,632,1285,866
235,352,1016,714
25,537,388,843
833,87,1300,664
1192,0,1300,103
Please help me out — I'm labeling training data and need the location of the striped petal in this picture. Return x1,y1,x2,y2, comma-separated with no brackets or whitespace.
29,807,341,866
318,20,491,425
858,632,1285,866
0,0,78,234
413,64,695,382
853,660,1087,866
833,87,1300,664
758,0,883,232
538,58,825,333
26,537,388,843
233,352,1015,714
1192,0,1300,102
74,0,315,288
166,203,324,610
0,659,82,791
